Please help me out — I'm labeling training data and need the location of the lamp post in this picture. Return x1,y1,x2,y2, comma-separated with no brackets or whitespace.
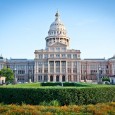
14,68,17,84
29,70,32,83
97,66,102,83
84,71,87,82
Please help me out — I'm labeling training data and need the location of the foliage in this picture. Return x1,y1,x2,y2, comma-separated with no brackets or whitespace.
2,82,114,88
63,82,76,86
0,102,115,114
0,67,14,82
41,82,62,86
102,76,110,82
40,100,60,106
0,87,115,105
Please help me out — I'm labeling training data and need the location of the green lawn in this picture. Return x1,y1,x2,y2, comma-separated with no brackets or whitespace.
0,82,114,88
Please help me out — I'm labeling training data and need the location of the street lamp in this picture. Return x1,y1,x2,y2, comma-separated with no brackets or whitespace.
14,68,17,84
84,71,87,82
29,71,32,83
97,66,102,83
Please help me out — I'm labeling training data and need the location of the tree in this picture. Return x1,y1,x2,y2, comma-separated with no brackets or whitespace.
102,76,110,82
0,67,14,82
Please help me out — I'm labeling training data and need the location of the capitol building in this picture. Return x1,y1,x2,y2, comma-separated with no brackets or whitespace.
0,12,115,83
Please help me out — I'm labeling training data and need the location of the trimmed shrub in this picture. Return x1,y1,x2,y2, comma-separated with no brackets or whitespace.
0,87,115,105
41,82,62,86
63,82,76,86
102,77,110,82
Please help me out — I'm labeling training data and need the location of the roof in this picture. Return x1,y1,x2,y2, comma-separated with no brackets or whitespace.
84,58,105,61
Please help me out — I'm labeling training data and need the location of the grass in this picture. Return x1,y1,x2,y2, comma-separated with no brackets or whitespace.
0,82,114,88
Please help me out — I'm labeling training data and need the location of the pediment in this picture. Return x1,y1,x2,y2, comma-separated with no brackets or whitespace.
51,42,67,47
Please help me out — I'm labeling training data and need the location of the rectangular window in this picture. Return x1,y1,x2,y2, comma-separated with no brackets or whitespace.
39,54,43,59
56,54,60,58
62,61,66,66
56,61,60,66
50,54,54,58
73,54,77,59
62,54,66,58
44,54,48,58
67,54,71,58
56,68,60,73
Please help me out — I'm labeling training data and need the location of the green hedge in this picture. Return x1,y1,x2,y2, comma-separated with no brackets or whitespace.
41,82,84,86
41,82,62,86
0,87,115,105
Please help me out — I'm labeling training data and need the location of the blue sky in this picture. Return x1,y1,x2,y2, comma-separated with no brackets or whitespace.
0,0,115,59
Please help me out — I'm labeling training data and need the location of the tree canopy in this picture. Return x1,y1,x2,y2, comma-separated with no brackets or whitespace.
0,67,14,82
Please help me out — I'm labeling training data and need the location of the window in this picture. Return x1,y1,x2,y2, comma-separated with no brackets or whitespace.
44,54,48,58
67,54,71,58
50,48,54,51
50,62,54,66
56,61,60,66
18,70,25,74
73,68,77,73
73,54,77,59
68,68,71,73
56,54,60,58
62,47,66,51
39,54,43,59
56,47,60,51
50,54,54,58
68,62,71,66
38,76,42,81
50,68,54,73
62,61,66,66
38,68,42,73
74,62,77,66
38,62,42,66
56,68,60,73
44,62,48,66
62,54,66,58
62,68,66,73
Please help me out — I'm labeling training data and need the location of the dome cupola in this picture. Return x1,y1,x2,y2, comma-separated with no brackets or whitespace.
45,11,70,48
48,11,67,37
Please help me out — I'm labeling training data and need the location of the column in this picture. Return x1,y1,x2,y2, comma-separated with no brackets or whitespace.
48,75,50,82
60,61,61,74
78,61,81,82
42,75,44,82
53,75,56,82
42,61,44,74
48,61,50,74
65,61,68,82
48,61,50,82
54,61,55,73
59,75,62,82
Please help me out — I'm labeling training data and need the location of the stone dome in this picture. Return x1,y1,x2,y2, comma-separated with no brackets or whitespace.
45,11,70,49
48,11,67,37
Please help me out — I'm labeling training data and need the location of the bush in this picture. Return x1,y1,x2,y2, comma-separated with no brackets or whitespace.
41,82,83,87
41,82,62,86
63,82,76,86
102,77,110,82
0,87,115,105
